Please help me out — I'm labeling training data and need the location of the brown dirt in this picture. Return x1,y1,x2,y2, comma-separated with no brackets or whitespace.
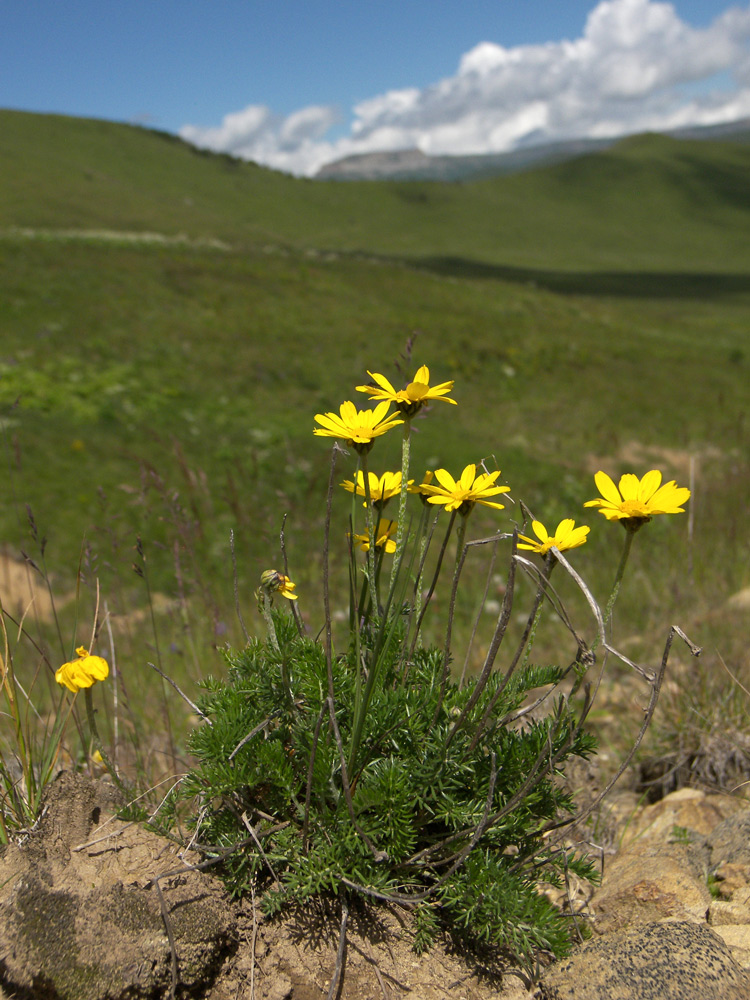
208,898,533,1000
0,773,534,1000
0,548,75,623
0,547,174,632
583,440,722,479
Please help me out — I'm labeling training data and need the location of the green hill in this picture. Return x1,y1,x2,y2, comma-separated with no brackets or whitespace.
0,109,747,670
3,109,750,275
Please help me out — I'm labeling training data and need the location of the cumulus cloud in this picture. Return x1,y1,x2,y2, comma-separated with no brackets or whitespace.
180,0,750,175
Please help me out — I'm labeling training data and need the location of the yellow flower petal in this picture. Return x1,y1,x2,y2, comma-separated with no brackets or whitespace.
637,469,663,501
532,520,550,543
618,473,641,502
314,400,403,451
56,647,110,693
356,365,456,412
421,463,509,516
585,470,690,525
369,371,398,394
459,464,477,490
518,518,589,554
433,468,459,492
593,471,622,505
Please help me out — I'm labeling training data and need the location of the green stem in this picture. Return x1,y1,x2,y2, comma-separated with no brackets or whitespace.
434,513,468,720
259,592,280,652
403,504,431,663
409,510,457,658
389,420,411,594
359,452,379,613
84,687,131,800
604,527,637,628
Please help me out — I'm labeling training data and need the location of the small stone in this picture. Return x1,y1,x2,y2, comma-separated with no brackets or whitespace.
589,840,710,934
712,925,750,970
709,899,750,926
713,861,750,899
622,787,740,847
265,974,293,1000
539,921,750,999
709,808,750,867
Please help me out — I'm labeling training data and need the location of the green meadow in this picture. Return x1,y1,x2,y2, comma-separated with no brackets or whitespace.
1,109,748,765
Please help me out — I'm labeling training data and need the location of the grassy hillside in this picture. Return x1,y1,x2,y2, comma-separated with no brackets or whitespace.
0,110,748,733
4,110,750,273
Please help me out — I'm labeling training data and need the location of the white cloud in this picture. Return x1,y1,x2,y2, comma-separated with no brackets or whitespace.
180,0,750,175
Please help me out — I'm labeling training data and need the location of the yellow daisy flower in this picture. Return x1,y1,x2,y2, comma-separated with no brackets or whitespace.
407,470,436,505
313,400,403,453
259,569,298,600
518,518,590,555
356,365,456,416
350,518,398,554
56,646,109,694
420,463,510,515
584,470,691,524
341,470,411,508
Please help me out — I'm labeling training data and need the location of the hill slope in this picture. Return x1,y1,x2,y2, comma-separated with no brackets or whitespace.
0,108,747,680
3,110,750,273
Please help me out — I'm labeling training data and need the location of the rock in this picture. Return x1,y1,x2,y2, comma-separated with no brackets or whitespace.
709,898,750,926
621,787,741,847
589,839,710,934
711,926,750,970
709,807,750,867
0,772,237,1000
539,920,750,999
712,862,750,899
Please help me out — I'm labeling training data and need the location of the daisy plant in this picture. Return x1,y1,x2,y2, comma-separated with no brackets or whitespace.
256,569,299,653
420,463,510,515
0,588,127,842
53,641,134,801
356,365,456,588
315,400,404,593
420,463,512,625
356,364,456,417
313,400,403,454
350,517,398,554
584,470,691,526
181,363,699,984
585,469,691,619
341,470,409,509
518,519,590,556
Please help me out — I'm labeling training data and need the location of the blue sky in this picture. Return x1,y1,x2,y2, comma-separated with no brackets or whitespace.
3,1,750,174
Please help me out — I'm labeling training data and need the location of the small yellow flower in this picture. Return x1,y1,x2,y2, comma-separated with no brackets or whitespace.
259,569,298,600
313,400,403,453
518,518,590,555
350,518,398,554
408,470,435,505
341,470,411,508
356,365,456,416
584,470,691,527
420,463,510,515
55,646,109,694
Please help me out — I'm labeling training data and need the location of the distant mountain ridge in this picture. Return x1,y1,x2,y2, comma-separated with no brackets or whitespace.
315,117,750,182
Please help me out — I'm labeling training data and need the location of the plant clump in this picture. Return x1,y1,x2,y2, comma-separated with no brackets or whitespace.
171,359,697,979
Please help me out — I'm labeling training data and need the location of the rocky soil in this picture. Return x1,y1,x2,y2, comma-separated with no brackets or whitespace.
2,772,750,999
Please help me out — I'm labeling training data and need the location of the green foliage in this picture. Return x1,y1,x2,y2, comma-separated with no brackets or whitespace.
0,110,746,908
5,110,750,272
1,111,748,672
182,609,597,972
